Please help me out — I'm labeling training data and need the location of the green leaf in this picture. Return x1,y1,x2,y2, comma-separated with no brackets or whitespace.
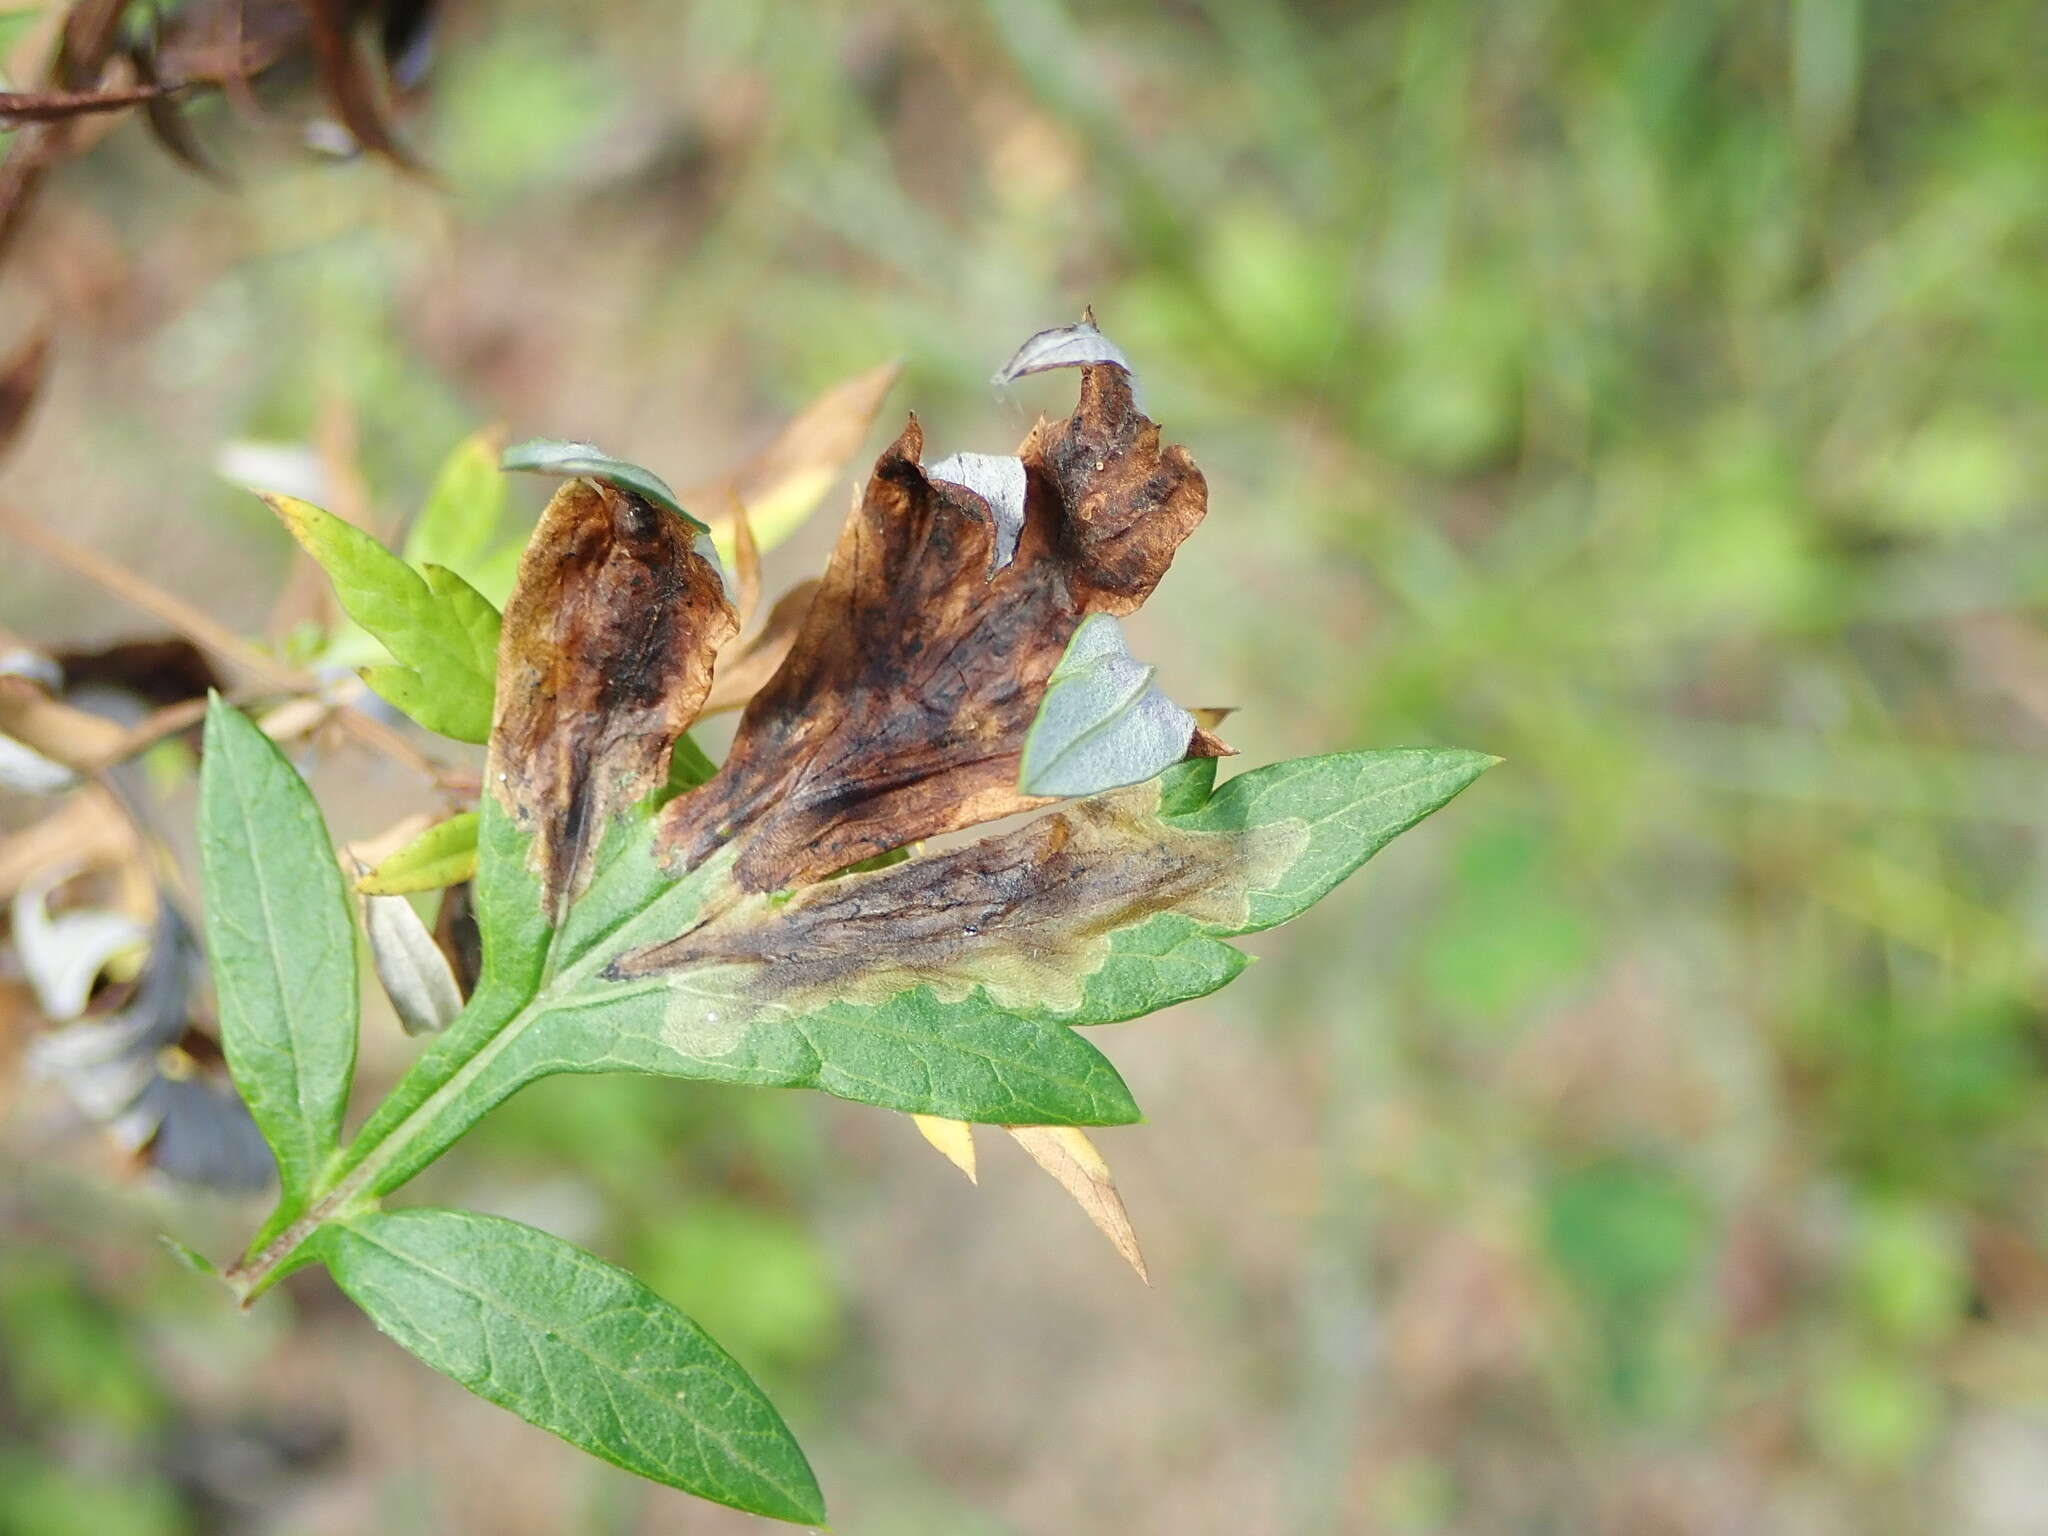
319,1208,824,1525
1020,613,1195,797
197,697,357,1206
358,812,480,895
267,495,501,743
404,430,508,578
500,439,709,533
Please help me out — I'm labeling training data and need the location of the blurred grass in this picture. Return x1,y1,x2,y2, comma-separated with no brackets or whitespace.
3,0,2047,1531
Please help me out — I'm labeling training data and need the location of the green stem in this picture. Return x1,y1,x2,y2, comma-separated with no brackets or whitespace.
225,850,726,1303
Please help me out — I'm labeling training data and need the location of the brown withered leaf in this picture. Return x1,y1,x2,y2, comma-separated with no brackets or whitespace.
492,479,736,918
151,0,320,85
1004,1124,1148,1281
124,13,221,183
0,1,427,272
0,83,173,126
658,358,1206,891
618,775,1304,1006
698,577,818,718
432,877,482,998
683,360,902,554
0,326,50,461
298,0,423,170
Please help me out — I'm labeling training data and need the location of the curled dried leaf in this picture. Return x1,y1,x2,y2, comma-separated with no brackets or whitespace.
357,873,464,1035
1004,1125,1147,1281
992,312,1135,390
698,578,817,718
659,337,1205,892
491,479,737,917
687,360,902,558
19,898,269,1194
0,326,51,462
11,867,148,1018
299,0,422,169
925,451,1025,575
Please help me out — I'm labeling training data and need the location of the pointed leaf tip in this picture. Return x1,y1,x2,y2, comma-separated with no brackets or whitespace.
358,811,480,895
322,1209,826,1524
911,1114,978,1183
197,698,358,1204
1005,1125,1149,1282
266,494,499,743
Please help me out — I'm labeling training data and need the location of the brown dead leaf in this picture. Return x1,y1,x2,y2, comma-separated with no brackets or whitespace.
698,577,817,718
0,0,132,267
685,361,901,553
0,325,51,461
0,786,137,901
1004,1124,1148,1281
910,1114,977,1184
55,0,133,88
151,0,310,85
659,354,1206,891
617,775,1303,1011
491,479,736,917
729,497,762,629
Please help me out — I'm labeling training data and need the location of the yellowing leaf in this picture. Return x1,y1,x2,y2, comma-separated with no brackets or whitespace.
910,1114,977,1183
405,428,508,579
1004,1124,1148,1282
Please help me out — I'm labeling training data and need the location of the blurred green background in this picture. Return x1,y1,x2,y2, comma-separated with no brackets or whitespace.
4,1,2047,1530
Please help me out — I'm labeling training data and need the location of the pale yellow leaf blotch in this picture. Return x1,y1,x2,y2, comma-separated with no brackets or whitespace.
1004,1125,1149,1283
694,360,901,564
911,1113,977,1184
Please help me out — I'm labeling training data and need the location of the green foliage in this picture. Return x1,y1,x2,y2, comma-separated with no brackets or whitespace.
197,698,356,1207
13,0,2043,1526
319,1208,823,1523
268,495,501,743
0,1257,164,1432
358,811,480,895
185,446,1485,1521
0,1452,187,1536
